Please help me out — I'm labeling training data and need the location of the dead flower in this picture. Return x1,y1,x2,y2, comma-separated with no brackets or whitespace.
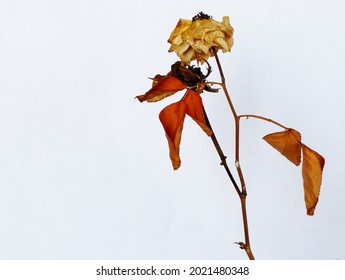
168,12,234,64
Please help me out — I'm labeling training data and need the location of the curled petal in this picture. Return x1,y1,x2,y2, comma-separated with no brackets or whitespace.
214,37,232,52
168,16,234,64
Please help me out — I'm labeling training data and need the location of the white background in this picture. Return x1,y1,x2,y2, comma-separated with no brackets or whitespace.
0,0,344,259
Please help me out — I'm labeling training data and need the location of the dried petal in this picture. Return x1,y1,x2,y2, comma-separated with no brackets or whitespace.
301,144,325,215
263,129,302,166
136,76,186,102
168,16,234,64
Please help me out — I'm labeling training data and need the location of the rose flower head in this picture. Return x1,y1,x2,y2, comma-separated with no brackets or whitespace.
168,12,234,64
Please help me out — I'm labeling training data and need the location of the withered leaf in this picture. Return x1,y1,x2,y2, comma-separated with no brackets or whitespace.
150,74,165,87
301,144,325,215
159,90,212,170
184,90,213,136
263,129,302,166
136,76,186,103
159,100,186,170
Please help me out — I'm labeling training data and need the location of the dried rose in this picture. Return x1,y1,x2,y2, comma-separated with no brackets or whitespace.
168,13,234,64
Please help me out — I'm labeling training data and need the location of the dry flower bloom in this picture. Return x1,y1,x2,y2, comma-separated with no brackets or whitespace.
168,14,234,64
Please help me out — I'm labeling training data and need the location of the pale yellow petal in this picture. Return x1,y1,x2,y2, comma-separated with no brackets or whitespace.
168,14,234,64
214,37,230,52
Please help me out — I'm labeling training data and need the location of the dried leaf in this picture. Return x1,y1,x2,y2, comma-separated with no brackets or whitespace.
150,74,165,87
301,144,325,215
158,90,212,170
263,129,302,166
159,100,186,170
183,90,213,136
136,76,186,102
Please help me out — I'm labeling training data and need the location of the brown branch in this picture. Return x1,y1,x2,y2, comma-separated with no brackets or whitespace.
212,48,255,260
203,108,241,197
238,114,289,130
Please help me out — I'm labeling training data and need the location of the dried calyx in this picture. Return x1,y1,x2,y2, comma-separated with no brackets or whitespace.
170,61,218,93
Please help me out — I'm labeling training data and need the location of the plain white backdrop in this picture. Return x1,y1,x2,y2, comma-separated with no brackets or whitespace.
0,0,344,259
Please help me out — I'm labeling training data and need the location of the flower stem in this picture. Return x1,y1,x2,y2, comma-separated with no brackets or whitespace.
212,48,255,260
203,108,241,197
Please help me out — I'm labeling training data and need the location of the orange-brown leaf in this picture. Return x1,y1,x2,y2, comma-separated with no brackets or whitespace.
183,90,213,136
301,144,325,215
150,74,165,87
137,76,186,102
159,100,186,170
263,129,302,166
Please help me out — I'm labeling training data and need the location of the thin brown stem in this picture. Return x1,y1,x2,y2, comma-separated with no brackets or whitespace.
238,114,289,130
203,108,241,197
212,48,255,260
240,195,255,260
212,49,238,120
